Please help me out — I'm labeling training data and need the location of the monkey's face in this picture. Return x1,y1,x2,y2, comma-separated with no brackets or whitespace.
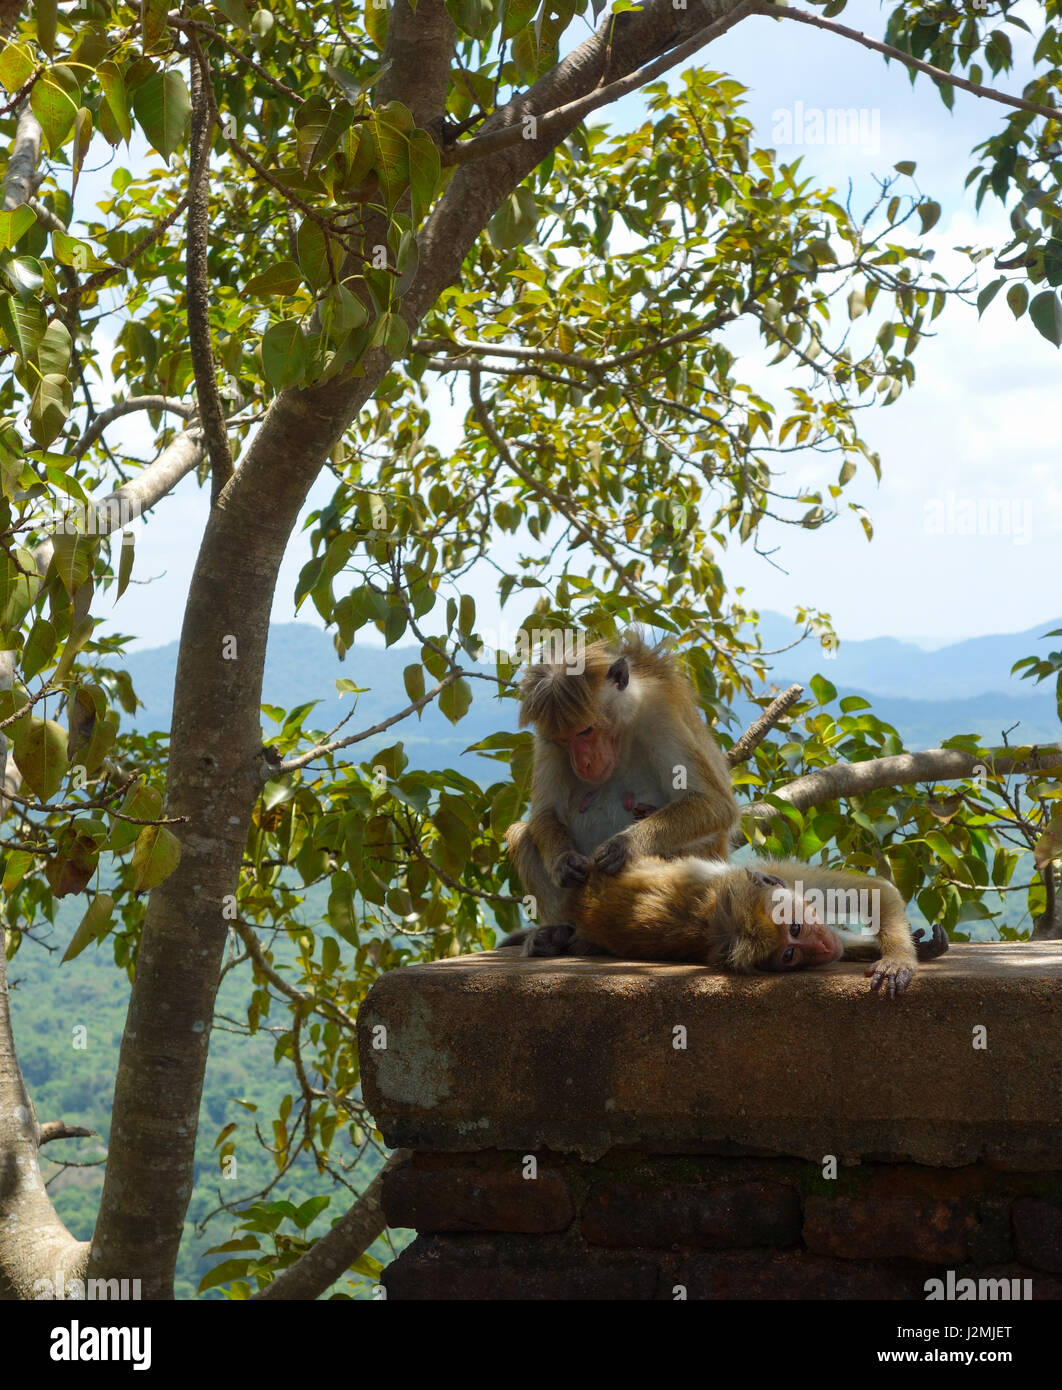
556,724,618,783
756,888,844,972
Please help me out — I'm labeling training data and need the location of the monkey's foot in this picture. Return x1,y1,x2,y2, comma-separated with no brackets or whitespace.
525,923,577,957
866,959,914,1000
913,922,949,962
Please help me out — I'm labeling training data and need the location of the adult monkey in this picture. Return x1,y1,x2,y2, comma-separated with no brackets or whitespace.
503,630,739,955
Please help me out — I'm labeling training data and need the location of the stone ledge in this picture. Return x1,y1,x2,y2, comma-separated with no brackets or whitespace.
358,943,1062,1167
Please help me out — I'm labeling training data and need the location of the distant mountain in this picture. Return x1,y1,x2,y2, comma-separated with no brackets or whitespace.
123,625,513,771
756,611,1062,701
121,617,1060,766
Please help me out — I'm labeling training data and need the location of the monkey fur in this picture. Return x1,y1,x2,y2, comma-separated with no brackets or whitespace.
548,856,948,999
505,631,738,938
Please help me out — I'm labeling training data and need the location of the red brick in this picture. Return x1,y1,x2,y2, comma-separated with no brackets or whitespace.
382,1235,660,1299
1012,1199,1062,1274
383,1159,574,1234
804,1195,980,1263
683,1250,924,1300
582,1180,799,1249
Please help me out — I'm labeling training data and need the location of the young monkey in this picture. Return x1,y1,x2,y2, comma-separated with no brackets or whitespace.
557,856,948,999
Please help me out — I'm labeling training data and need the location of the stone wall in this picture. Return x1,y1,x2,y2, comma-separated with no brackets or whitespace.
359,943,1062,1300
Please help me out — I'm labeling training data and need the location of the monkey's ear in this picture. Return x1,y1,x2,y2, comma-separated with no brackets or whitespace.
606,657,630,690
747,868,785,888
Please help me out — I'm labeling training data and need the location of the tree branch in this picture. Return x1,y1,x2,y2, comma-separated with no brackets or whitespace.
736,744,1062,845
252,1148,411,1301
446,0,760,164
273,669,467,776
412,319,727,373
726,684,804,766
74,396,196,459
1,104,41,212
232,918,358,1032
38,1121,96,1146
186,40,233,503
760,3,1062,125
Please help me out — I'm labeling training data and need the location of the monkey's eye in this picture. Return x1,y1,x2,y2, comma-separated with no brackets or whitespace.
781,947,795,966
577,727,593,737
789,923,802,939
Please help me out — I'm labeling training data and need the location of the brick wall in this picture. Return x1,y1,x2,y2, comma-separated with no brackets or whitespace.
380,1151,1062,1299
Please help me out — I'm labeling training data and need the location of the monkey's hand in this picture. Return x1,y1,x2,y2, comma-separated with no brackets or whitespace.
592,833,631,875
912,922,949,962
865,958,915,1000
551,849,592,888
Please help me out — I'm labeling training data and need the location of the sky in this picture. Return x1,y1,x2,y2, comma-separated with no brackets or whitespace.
82,0,1061,654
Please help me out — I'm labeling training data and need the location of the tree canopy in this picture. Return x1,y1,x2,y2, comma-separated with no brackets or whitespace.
0,0,1060,1301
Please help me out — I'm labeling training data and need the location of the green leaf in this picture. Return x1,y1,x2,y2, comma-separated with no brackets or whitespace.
0,547,40,631
197,1258,252,1294
0,292,44,358
1005,282,1028,319
4,255,44,298
294,95,332,175
916,200,941,234
370,310,409,356
501,0,539,39
36,0,58,54
296,218,332,290
1029,290,1062,347
294,1195,331,1229
50,530,95,595
2,849,36,895
52,616,95,686
403,663,426,704
893,160,916,176
98,61,133,143
0,206,36,250
13,718,68,802
1034,815,1062,871
245,261,304,297
439,677,472,724
29,373,73,447
976,277,1004,317
262,320,309,388
142,0,170,49
132,70,191,162
365,0,390,47
110,783,163,853
21,617,57,681
37,319,72,376
216,0,253,29
407,129,440,225
321,934,340,975
67,683,104,761
0,42,35,93
131,823,182,892
31,77,78,153
61,893,115,963
488,187,538,250
809,674,837,706
369,112,410,211
116,532,135,600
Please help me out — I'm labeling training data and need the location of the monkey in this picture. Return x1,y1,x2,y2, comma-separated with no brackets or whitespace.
502,630,739,953
535,856,948,999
